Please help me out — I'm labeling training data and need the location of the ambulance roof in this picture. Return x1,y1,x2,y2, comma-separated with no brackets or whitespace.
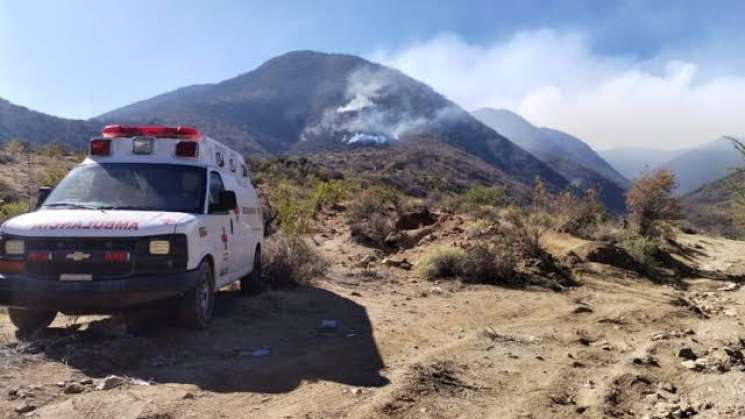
83,125,247,177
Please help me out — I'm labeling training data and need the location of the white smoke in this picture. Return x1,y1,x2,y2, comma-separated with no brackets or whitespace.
302,66,461,145
371,30,745,149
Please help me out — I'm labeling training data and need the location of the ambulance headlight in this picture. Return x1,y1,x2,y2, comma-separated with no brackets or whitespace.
149,240,170,255
4,240,25,256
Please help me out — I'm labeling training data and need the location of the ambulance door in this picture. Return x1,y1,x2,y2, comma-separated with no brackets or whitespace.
207,171,232,286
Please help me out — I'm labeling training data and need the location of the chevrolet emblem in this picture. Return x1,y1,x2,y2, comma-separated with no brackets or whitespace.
66,252,91,262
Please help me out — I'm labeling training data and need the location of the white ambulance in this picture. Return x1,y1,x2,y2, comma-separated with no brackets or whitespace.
0,125,264,330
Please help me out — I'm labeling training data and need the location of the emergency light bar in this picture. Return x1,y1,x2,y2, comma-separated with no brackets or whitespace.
101,125,201,140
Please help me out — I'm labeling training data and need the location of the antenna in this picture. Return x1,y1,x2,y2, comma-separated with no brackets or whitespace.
26,140,32,210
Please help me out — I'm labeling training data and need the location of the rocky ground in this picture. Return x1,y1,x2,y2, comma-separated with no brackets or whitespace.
2,212,745,419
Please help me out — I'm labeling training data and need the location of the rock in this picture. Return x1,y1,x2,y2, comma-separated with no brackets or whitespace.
573,242,640,271
573,305,593,314
632,355,659,367
79,378,93,385
15,404,36,414
182,392,195,400
681,360,699,370
63,383,85,395
678,347,698,361
395,207,437,231
96,375,124,391
658,382,677,393
381,257,410,269
653,332,672,341
350,388,362,395
719,282,739,292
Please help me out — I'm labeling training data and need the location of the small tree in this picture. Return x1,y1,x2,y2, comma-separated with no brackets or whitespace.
626,169,680,237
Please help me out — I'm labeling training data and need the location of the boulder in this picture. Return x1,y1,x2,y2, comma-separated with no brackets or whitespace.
395,208,437,231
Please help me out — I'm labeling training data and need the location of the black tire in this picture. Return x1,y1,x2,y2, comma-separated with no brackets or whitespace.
241,247,265,296
8,308,57,332
178,261,214,329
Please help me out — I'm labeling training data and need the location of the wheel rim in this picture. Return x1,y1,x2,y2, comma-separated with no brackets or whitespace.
198,272,211,318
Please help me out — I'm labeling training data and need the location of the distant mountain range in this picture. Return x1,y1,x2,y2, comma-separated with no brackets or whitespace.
602,137,743,195
681,168,744,238
0,98,97,148
472,108,628,211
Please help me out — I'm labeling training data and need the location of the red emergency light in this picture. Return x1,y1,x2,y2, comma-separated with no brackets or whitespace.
175,141,199,158
101,125,201,140
90,139,112,156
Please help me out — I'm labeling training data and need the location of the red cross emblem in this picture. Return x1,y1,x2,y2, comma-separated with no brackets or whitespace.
221,226,229,251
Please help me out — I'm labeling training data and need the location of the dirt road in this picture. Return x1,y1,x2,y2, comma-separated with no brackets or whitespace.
2,231,745,418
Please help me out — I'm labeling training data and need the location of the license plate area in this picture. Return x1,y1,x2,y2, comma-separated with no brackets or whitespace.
60,274,93,282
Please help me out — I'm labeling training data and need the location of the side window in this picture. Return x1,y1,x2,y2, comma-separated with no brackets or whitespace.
208,172,225,207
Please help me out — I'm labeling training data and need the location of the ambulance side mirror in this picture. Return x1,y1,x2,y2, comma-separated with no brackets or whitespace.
36,187,52,209
210,191,238,213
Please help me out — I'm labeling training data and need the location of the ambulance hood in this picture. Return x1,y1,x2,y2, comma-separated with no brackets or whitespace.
0,209,197,238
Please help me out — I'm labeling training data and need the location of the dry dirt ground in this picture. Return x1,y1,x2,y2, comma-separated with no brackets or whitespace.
2,215,745,419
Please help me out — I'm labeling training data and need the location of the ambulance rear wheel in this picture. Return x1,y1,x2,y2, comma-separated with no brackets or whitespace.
241,247,265,296
178,261,214,329
8,308,57,333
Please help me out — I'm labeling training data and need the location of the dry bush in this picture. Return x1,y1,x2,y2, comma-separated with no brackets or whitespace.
3,140,28,155
35,143,67,158
418,247,465,279
349,213,396,249
347,186,404,249
501,206,551,259
555,189,608,239
460,242,518,284
262,234,329,288
347,185,401,221
626,169,680,238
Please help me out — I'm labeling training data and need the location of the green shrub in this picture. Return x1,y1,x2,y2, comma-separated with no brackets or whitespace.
418,247,465,279
270,181,313,238
459,185,507,211
618,231,660,272
37,167,69,188
35,143,67,157
0,201,30,222
309,178,357,211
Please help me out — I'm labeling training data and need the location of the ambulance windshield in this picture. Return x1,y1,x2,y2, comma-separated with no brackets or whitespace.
42,163,207,213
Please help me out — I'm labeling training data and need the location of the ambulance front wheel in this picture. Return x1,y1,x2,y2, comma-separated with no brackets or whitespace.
8,308,57,333
178,261,214,329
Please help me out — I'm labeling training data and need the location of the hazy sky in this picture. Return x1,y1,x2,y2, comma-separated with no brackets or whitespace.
2,0,745,149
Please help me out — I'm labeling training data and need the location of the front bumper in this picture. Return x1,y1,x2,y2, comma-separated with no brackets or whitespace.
0,270,201,312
